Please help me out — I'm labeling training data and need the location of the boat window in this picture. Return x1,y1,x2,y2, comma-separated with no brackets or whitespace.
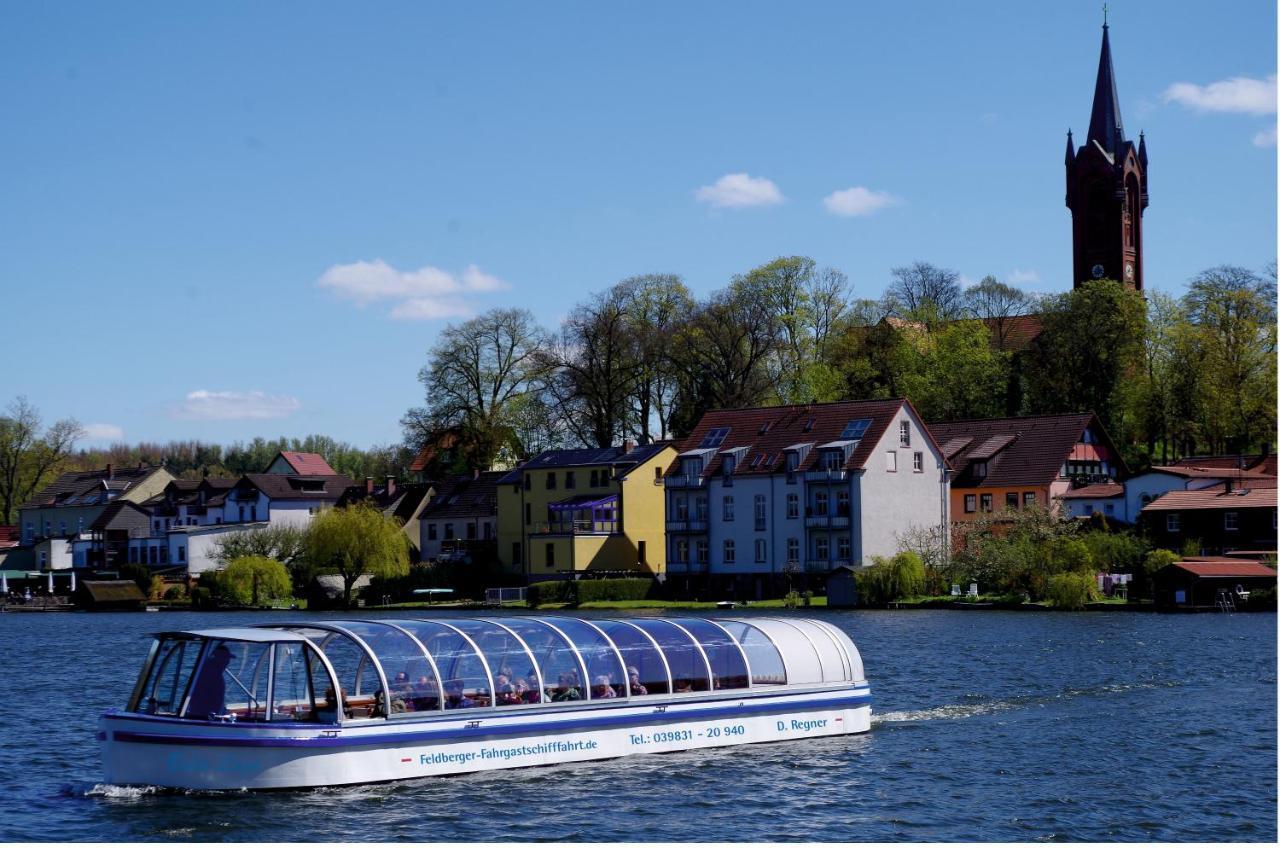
629,620,710,692
335,621,437,716
544,618,626,699
184,639,270,721
719,621,787,686
137,637,203,715
270,642,319,722
785,619,848,682
671,618,749,690
283,627,379,716
742,619,823,685
593,620,670,695
500,619,588,703
447,620,538,707
393,621,489,710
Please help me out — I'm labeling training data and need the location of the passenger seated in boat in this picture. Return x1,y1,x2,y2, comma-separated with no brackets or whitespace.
495,681,521,706
626,666,647,696
184,644,234,718
524,670,545,703
443,680,475,709
371,688,406,718
315,687,342,723
591,676,617,699
411,676,439,710
391,671,413,695
552,671,581,702
672,679,693,693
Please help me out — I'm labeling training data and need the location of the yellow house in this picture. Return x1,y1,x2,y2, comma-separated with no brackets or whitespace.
497,442,675,580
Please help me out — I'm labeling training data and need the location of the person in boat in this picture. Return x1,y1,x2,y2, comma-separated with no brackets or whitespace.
372,688,405,717
184,643,234,718
391,671,412,696
672,679,693,693
591,675,616,699
552,671,581,702
626,666,647,696
523,670,544,703
495,681,521,706
315,687,341,722
411,675,439,711
443,680,475,709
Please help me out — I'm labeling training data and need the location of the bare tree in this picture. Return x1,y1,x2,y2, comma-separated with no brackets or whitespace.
962,275,1035,351
885,261,964,322
616,274,694,443
0,397,84,525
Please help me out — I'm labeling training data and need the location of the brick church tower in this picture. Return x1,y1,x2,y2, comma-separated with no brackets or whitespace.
1065,21,1148,290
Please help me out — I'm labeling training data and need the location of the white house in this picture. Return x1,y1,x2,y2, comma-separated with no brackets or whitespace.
664,399,950,599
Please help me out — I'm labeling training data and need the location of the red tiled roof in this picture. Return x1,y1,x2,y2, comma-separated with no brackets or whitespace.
275,452,337,476
1059,483,1124,499
982,314,1044,351
1168,454,1274,472
1141,487,1277,512
1168,561,1277,578
929,412,1123,489
667,398,933,477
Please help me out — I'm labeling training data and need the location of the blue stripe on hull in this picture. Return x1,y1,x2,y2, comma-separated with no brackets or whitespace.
109,692,871,749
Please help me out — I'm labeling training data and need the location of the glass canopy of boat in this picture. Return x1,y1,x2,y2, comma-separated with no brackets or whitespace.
265,616,862,720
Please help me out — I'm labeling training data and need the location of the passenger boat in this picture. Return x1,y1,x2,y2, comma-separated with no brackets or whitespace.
99,616,871,790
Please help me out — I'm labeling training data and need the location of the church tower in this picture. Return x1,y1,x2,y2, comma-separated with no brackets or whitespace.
1065,20,1148,290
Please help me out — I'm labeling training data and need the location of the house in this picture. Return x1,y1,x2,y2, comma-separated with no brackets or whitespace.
265,451,338,476
17,464,174,546
221,472,355,528
139,477,237,530
1112,455,1276,524
662,399,948,599
418,472,503,562
337,477,435,561
497,442,675,580
1059,482,1127,522
1152,559,1276,609
0,526,20,549
1139,484,1277,556
930,412,1126,522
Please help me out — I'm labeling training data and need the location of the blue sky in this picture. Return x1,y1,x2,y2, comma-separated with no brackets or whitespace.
2,1,1275,448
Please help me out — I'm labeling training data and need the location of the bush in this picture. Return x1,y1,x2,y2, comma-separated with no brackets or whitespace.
1181,538,1202,558
575,578,657,604
148,575,167,601
1046,571,1099,610
163,585,186,601
527,580,575,608
1141,549,1179,578
119,563,152,594
215,556,292,606
855,552,926,605
189,585,213,609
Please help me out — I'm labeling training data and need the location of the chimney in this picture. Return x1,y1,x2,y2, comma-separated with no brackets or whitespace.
622,439,636,454
386,476,396,497
105,463,113,480
365,476,374,495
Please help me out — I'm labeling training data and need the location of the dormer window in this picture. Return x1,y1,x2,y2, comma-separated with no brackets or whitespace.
786,453,799,471
822,450,842,471
722,455,736,476
972,461,988,479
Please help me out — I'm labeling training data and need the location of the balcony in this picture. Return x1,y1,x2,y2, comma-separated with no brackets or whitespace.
805,559,843,573
664,473,707,489
804,513,851,529
665,519,709,533
804,469,847,483
531,520,616,536
666,560,709,574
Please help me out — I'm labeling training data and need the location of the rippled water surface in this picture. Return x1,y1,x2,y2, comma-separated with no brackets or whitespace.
0,609,1273,842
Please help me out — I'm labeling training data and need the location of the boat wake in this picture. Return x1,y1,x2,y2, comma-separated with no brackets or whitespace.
873,679,1180,726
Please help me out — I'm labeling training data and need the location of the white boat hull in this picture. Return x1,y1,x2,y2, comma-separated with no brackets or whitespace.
100,685,870,790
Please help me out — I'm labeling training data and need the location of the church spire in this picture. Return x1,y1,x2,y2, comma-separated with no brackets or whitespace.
1065,129,1075,164
1086,21,1125,156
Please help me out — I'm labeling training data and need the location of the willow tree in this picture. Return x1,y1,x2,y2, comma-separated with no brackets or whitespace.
305,504,410,608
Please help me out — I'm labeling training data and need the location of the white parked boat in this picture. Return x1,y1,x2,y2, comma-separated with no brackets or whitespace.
99,616,871,790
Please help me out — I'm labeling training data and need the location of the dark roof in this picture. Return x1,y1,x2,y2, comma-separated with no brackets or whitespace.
1167,454,1276,474
1059,483,1124,499
665,399,925,478
80,580,148,603
236,473,355,501
337,482,433,521
1087,24,1126,157
1162,561,1276,579
931,412,1125,489
19,466,165,510
272,451,337,476
1141,487,1277,512
421,472,503,520
497,443,672,484
143,477,237,514
87,501,152,532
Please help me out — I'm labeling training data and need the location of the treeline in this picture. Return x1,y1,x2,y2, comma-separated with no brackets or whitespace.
404,257,1277,469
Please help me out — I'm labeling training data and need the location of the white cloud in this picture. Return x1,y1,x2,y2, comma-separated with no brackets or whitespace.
822,186,899,217
174,390,300,421
1162,75,1276,114
1253,125,1277,147
1008,268,1040,285
82,423,124,441
317,259,509,321
695,173,784,209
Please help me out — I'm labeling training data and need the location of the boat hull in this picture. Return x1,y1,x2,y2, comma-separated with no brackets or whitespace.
100,685,871,790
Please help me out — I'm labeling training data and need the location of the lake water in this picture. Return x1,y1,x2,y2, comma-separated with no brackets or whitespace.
0,608,1273,842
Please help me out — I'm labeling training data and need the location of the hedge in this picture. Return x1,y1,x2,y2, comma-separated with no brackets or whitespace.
528,577,658,607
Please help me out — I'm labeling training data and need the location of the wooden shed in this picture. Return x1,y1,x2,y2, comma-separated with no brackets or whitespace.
1153,560,1276,609
75,580,148,611
826,564,860,608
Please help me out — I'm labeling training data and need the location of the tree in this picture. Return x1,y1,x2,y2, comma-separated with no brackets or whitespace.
885,261,964,322
894,320,1010,421
616,274,695,442
212,525,309,585
0,397,84,525
304,504,410,607
962,276,1034,351
216,556,292,606
404,308,549,467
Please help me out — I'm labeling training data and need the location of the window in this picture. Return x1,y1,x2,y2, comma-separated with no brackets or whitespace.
565,471,576,489
837,536,851,560
814,490,828,516
695,539,709,564
59,521,66,535
1166,513,1180,532
512,542,522,566
524,474,532,489
443,523,454,539
964,494,977,513
545,543,555,568
674,538,689,563
589,470,598,487
900,421,911,447
913,452,923,473
723,496,735,521
177,546,186,562
980,494,993,512
886,451,897,472
755,539,767,563
836,490,850,516
722,455,736,476
467,522,477,540
723,539,735,564
786,493,799,519
427,523,438,541
1104,503,1114,515
1224,512,1239,532
524,503,532,525
754,495,767,530
155,520,162,532
787,537,799,562
1023,492,1036,507
972,461,988,479
694,496,708,522
675,498,688,521
1006,492,1019,510
815,537,829,559
546,472,556,490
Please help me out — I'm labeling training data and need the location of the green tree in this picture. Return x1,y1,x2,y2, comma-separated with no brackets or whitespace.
1046,572,1099,610
212,525,309,585
616,274,695,442
305,504,410,608
0,397,84,525
895,319,1010,421
217,556,292,606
